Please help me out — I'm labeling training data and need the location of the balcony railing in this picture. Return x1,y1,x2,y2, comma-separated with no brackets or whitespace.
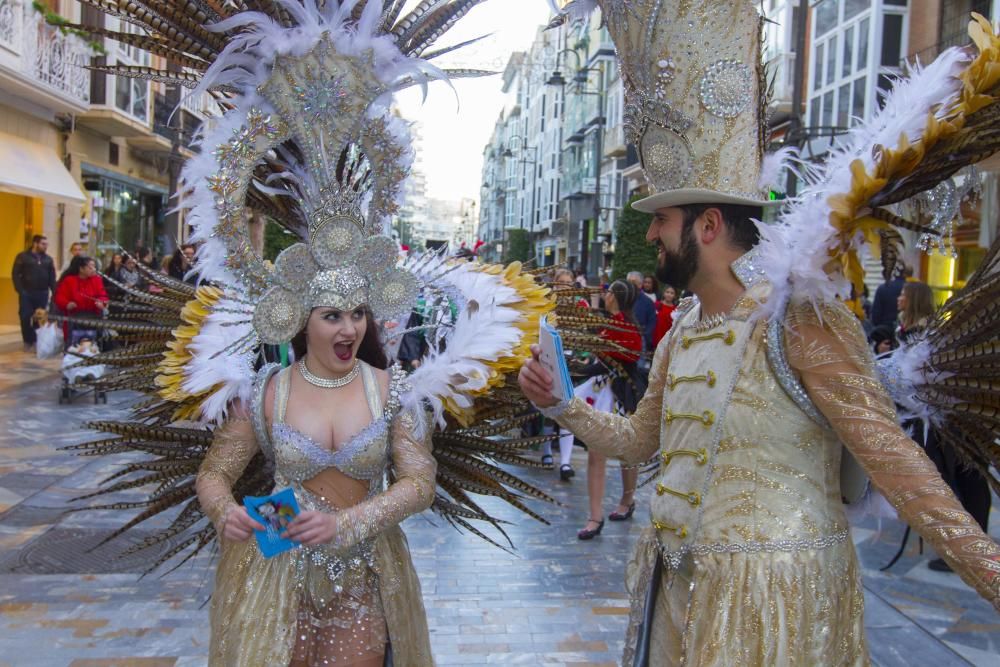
151,91,204,150
0,0,21,52
604,123,626,157
0,0,90,104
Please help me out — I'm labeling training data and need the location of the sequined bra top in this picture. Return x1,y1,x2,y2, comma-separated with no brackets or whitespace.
251,362,396,484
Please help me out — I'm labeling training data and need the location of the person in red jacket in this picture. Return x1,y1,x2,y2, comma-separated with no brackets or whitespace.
55,256,109,318
565,280,646,540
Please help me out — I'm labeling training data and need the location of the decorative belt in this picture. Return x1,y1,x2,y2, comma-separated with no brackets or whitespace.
656,529,852,570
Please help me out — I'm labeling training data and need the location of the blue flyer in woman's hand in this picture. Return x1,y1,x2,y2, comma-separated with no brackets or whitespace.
243,487,301,558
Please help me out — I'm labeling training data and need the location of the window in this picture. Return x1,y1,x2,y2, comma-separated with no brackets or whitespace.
842,26,853,77
825,34,837,86
815,0,839,36
837,83,851,126
856,18,869,73
844,0,868,20
880,13,904,67
814,42,825,89
806,2,905,131
113,18,149,122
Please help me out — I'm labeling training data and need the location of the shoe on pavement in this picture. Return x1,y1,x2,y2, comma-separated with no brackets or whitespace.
928,558,953,572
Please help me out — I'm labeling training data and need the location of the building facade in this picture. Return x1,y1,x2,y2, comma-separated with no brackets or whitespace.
1,0,210,325
477,3,999,292
476,18,635,278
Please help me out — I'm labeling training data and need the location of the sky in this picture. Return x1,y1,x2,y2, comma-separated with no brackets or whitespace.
395,0,554,203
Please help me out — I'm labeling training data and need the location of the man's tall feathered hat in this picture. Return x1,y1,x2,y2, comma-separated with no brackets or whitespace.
557,0,776,213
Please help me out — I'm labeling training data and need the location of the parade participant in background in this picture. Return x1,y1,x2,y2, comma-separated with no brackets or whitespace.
11,235,56,350
530,2,1000,664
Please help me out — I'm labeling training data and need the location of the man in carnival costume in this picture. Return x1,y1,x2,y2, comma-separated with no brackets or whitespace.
522,1,1000,665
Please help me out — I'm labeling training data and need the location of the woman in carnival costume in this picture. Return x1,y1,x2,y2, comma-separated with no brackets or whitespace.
53,2,597,665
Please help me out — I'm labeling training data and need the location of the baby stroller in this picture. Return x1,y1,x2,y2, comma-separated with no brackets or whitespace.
58,312,109,405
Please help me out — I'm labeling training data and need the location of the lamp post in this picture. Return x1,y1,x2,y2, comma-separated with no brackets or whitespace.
503,134,540,260
547,48,606,278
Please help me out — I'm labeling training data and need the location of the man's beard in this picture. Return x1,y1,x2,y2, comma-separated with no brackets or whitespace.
654,226,699,291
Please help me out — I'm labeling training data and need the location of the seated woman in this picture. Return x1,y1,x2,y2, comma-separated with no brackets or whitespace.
196,298,436,666
54,256,109,344
55,256,109,317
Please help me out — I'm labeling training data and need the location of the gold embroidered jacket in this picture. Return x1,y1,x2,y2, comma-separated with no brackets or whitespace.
548,282,1000,666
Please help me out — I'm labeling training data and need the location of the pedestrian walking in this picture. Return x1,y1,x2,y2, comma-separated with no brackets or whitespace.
59,242,84,274
895,280,934,343
540,268,589,474
564,280,645,540
626,270,656,351
641,274,659,303
11,235,56,350
652,284,677,347
871,264,912,329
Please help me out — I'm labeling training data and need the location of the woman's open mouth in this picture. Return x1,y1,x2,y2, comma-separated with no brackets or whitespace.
334,342,354,361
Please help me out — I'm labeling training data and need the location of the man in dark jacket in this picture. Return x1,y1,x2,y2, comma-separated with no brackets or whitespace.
870,264,912,329
12,235,57,349
626,271,656,352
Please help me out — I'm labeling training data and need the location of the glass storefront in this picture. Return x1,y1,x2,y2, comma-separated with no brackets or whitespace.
82,167,166,267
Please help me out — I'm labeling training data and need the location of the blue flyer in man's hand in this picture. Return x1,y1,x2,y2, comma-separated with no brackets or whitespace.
243,487,301,558
539,315,573,402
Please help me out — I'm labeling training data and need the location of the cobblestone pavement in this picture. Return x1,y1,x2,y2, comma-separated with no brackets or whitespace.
0,339,997,666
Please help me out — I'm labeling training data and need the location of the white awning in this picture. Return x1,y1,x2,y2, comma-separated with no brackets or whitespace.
0,132,86,204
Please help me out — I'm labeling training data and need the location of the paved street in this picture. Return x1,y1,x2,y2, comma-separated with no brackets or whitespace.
0,333,997,666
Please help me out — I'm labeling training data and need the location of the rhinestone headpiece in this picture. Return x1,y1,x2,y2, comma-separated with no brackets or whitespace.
589,1,772,211
202,21,423,345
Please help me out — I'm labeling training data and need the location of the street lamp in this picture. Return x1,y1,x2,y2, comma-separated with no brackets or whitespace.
546,70,567,87
547,47,607,277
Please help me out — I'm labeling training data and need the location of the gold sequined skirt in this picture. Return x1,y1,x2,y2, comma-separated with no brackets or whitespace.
207,525,432,666
625,528,869,667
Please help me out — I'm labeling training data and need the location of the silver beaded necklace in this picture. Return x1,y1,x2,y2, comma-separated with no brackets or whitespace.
297,358,360,389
